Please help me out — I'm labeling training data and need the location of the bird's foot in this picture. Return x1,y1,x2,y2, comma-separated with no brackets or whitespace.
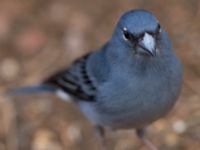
136,128,159,150
96,126,107,150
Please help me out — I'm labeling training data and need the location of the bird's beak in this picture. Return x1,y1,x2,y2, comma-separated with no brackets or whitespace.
138,33,156,56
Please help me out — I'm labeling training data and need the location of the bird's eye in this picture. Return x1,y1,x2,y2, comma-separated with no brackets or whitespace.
123,28,134,41
148,24,161,39
122,28,132,41
156,24,161,34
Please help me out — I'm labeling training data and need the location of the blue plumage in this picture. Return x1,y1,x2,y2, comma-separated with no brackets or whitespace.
8,9,183,150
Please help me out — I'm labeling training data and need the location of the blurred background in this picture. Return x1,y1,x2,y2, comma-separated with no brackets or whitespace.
0,0,200,150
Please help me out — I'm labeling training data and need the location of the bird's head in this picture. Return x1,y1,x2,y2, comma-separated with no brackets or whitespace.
112,9,166,57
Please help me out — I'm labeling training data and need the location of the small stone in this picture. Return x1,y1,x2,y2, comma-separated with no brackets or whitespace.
0,58,20,80
172,120,187,134
153,119,168,131
67,124,82,142
32,129,62,150
165,132,180,147
14,28,47,55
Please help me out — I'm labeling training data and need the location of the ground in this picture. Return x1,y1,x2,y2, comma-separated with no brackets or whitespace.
0,0,200,150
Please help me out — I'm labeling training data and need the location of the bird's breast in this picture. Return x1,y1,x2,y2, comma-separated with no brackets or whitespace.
79,61,182,129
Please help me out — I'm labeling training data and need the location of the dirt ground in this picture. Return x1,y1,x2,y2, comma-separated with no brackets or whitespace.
0,0,200,150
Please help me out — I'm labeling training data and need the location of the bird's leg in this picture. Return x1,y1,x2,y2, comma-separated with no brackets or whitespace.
136,128,158,150
95,125,107,150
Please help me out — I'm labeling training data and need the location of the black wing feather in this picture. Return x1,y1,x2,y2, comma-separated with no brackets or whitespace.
44,54,96,101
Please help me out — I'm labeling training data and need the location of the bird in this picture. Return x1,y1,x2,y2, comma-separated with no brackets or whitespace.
7,9,183,150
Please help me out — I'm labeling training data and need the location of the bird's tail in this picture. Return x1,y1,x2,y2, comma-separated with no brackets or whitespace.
7,84,56,96
6,84,72,102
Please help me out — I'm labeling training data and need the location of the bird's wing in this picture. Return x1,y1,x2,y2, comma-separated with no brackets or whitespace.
44,54,96,102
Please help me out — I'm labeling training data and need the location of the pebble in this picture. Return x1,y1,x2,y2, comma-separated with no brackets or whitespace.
165,132,180,147
67,124,82,142
172,120,187,134
32,129,62,150
0,58,20,80
14,28,47,55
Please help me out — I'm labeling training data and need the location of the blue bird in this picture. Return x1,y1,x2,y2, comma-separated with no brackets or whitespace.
8,9,183,150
